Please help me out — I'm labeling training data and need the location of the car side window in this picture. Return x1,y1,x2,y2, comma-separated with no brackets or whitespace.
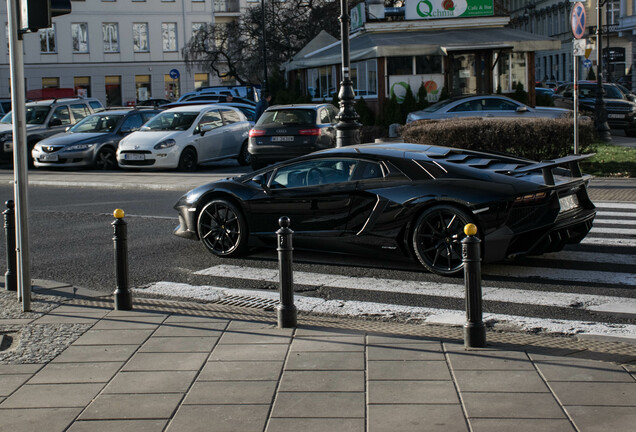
319,108,330,124
270,159,362,189
450,100,482,112
121,114,143,132
70,104,90,121
220,109,241,125
483,99,518,111
198,110,223,130
141,112,159,123
89,101,104,112
51,106,72,125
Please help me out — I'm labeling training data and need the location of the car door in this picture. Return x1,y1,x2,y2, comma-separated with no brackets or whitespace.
193,109,224,162
219,108,248,158
318,107,336,146
246,158,359,241
481,98,526,118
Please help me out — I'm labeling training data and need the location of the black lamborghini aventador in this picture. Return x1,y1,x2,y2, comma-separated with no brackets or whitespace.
174,143,596,276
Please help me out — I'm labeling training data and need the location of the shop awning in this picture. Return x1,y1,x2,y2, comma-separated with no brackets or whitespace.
285,27,560,71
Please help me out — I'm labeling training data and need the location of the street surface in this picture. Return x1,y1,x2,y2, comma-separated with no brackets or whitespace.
0,164,634,341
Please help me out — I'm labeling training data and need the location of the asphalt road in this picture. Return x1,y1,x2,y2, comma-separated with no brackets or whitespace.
0,182,633,330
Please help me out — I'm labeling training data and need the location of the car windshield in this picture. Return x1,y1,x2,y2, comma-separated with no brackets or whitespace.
257,109,315,126
1,106,51,125
142,111,199,131
69,114,123,133
420,98,459,113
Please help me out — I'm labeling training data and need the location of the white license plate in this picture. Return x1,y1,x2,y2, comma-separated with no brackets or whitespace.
271,136,294,142
608,114,625,119
559,194,579,213
124,153,145,161
40,154,58,161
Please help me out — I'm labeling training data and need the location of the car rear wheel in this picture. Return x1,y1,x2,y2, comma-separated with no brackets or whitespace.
178,148,197,172
197,199,248,257
94,147,117,170
412,205,475,276
237,141,251,166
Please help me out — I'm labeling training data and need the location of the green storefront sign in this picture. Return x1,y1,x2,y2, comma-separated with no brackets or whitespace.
405,0,494,20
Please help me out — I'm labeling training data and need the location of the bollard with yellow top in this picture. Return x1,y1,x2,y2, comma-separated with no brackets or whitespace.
462,223,486,348
112,209,132,310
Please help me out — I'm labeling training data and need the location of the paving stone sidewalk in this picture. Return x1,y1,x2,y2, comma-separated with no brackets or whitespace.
0,286,634,432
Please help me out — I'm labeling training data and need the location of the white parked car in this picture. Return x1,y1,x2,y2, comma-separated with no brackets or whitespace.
117,104,252,171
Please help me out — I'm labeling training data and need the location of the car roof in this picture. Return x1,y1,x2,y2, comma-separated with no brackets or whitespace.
267,103,334,110
163,104,241,113
26,98,99,106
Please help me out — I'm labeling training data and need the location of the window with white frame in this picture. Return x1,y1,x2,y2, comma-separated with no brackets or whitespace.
133,23,149,52
162,23,177,52
71,23,88,53
606,0,620,25
350,60,377,97
39,25,56,53
192,22,205,37
307,66,336,99
102,23,119,52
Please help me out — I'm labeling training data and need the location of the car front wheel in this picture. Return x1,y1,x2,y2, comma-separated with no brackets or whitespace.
197,199,248,257
94,147,117,170
412,204,476,276
178,148,197,172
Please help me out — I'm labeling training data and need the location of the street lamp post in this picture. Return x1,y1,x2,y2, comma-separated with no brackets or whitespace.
261,0,268,92
595,0,611,141
335,0,361,147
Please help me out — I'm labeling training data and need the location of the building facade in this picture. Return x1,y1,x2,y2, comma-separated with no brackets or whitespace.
0,0,254,106
507,0,636,87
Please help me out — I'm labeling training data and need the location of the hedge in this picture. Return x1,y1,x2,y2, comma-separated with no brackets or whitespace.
399,117,595,161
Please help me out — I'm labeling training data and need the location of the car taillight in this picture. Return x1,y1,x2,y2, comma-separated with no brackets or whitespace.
249,129,266,137
514,191,548,204
299,128,321,136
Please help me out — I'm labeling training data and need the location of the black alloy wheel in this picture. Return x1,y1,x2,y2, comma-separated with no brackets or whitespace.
94,147,117,170
197,199,248,257
178,148,197,172
237,141,251,166
412,205,475,276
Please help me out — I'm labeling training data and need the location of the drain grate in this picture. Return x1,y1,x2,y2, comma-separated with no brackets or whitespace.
213,295,279,311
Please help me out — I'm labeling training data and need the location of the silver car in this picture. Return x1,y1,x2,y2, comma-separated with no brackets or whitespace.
406,95,571,123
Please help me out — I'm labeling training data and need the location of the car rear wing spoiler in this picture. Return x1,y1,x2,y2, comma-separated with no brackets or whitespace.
511,153,594,186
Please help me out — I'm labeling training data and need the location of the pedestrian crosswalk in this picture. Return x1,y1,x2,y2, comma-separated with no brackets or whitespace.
138,202,636,340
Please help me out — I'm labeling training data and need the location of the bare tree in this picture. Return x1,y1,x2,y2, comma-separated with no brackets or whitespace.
183,0,345,85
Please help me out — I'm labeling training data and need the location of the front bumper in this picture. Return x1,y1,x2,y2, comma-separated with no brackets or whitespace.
32,147,97,168
117,147,180,169
173,199,199,241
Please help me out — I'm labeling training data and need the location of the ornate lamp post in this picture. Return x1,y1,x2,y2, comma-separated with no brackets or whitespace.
595,0,611,141
335,0,361,147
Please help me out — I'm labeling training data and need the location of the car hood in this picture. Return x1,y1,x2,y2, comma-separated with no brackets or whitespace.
0,124,12,134
37,132,111,146
119,131,184,150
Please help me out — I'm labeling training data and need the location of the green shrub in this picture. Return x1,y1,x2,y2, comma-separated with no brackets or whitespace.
400,117,596,161
535,93,555,107
354,97,375,126
401,85,417,121
416,83,429,110
510,82,528,105
361,125,388,143
380,92,402,127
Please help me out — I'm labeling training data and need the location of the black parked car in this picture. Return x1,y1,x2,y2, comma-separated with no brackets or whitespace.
247,103,338,169
174,143,596,276
32,108,160,169
552,82,636,136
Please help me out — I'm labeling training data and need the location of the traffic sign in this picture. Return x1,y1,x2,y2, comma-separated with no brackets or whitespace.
571,2,586,39
573,39,586,56
583,59,592,68
169,69,180,79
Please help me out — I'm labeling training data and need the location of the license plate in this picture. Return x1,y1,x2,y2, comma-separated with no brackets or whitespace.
559,194,579,213
608,114,625,119
40,154,58,161
124,153,145,161
3,142,12,152
271,136,294,142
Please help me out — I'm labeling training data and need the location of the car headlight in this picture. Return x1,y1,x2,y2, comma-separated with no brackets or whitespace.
65,143,95,151
154,139,176,150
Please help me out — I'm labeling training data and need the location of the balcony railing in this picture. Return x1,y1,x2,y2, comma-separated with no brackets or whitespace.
215,0,240,13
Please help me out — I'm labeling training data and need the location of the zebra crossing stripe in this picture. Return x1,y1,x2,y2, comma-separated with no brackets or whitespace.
533,250,636,265
592,219,636,226
137,281,636,340
589,227,636,235
581,237,636,247
594,202,636,210
193,265,636,312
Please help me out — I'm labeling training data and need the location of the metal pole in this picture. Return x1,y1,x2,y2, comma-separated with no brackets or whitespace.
574,48,579,155
462,224,486,349
595,0,611,141
7,0,31,311
261,0,268,93
112,209,132,310
335,0,361,147
276,216,296,328
4,200,16,292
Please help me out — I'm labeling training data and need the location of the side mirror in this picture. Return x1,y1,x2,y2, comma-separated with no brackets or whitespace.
516,106,529,113
199,124,213,136
49,118,62,127
252,174,270,193
65,126,70,132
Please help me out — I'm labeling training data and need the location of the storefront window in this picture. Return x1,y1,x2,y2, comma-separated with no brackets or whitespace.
510,53,527,90
451,54,476,95
74,76,91,97
135,75,151,101
307,66,336,100
164,74,180,100
42,77,59,88
415,55,442,74
387,56,413,75
350,60,377,97
195,73,209,90
105,75,122,107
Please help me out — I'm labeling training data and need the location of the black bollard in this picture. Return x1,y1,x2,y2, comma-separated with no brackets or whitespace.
3,200,16,292
462,223,486,348
276,216,297,328
112,209,132,310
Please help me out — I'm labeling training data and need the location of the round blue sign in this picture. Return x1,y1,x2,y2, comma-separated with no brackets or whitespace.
169,69,180,79
571,2,586,40
583,59,593,68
